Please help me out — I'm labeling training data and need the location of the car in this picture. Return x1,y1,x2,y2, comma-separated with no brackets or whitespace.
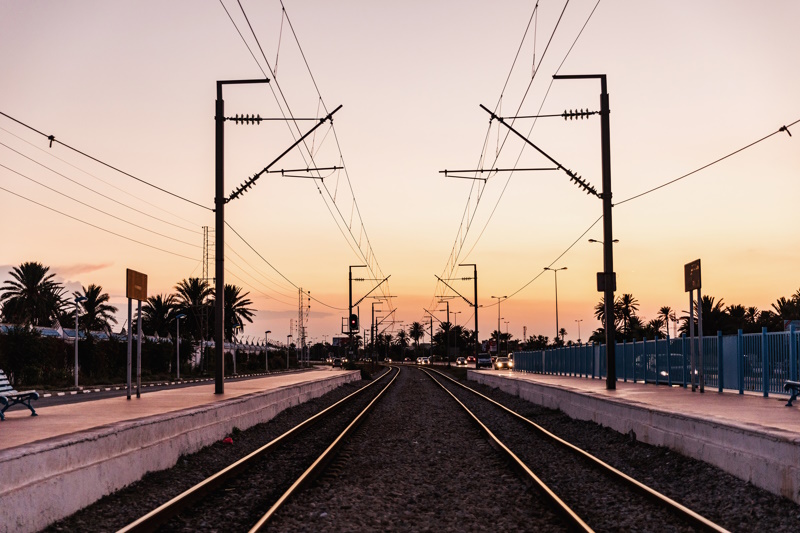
476,354,493,369
332,358,343,368
455,357,467,366
494,356,512,370
420,357,431,365
466,356,476,364
404,357,412,363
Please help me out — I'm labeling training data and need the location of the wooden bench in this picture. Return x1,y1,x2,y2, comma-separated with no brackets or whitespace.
784,380,800,407
0,369,39,421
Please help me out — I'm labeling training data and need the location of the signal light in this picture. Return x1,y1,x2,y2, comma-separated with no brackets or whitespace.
349,314,359,332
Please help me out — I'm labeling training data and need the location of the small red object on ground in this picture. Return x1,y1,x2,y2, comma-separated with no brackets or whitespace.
222,437,233,445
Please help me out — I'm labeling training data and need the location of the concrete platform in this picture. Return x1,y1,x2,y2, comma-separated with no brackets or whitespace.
0,368,360,533
469,370,800,505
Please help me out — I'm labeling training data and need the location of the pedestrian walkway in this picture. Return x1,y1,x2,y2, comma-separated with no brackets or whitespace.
0,368,349,450
1,368,359,533
469,370,800,505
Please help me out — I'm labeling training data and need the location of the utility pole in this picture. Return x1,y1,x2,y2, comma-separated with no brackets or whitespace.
553,73,616,389
447,263,478,367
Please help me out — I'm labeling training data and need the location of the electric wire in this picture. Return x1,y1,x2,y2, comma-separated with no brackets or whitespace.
225,0,393,312
0,185,197,261
0,111,212,211
615,118,800,206
0,140,203,235
0,163,201,249
0,126,204,231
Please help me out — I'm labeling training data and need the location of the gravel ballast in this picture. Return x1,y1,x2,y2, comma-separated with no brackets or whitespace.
42,365,800,532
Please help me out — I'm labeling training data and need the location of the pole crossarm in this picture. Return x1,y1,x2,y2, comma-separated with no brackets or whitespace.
435,275,474,307
227,104,343,202
478,103,599,197
440,167,558,175
376,308,397,327
423,308,444,325
352,275,391,308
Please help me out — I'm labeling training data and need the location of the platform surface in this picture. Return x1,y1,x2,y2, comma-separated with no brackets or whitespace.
472,370,800,438
0,368,352,451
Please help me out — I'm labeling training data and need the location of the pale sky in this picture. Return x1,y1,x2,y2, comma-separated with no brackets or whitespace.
1,1,798,345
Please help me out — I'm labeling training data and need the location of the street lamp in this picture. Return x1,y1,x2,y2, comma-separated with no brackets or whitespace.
265,330,272,372
490,295,507,356
287,334,292,369
74,295,87,389
504,320,510,354
176,313,186,380
543,267,567,343
575,319,583,344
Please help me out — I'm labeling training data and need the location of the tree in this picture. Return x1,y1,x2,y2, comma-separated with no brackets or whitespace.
174,278,212,341
408,322,424,353
618,293,639,339
658,306,676,337
75,284,118,333
394,329,409,350
142,294,177,337
0,261,65,326
210,284,255,342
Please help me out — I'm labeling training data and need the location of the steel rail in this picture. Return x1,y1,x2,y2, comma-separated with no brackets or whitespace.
249,366,400,531
420,368,593,532
427,368,730,533
117,367,393,533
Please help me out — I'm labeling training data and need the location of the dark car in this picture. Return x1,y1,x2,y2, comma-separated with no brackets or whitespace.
332,358,343,368
476,354,492,369
494,356,512,370
456,357,467,366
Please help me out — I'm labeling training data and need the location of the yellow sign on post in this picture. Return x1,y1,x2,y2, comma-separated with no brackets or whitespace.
126,269,148,301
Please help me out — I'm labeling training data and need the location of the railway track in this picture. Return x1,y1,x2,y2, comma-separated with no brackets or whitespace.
116,366,398,533
422,367,730,533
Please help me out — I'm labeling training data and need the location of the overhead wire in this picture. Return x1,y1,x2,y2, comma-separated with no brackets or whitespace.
0,126,204,231
0,140,203,235
0,185,197,261
223,0,392,312
0,111,212,211
0,163,201,249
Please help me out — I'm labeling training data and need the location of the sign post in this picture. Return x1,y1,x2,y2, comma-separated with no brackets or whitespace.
684,260,703,393
126,269,148,400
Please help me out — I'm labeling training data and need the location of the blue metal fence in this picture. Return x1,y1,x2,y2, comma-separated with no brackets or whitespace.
513,326,799,397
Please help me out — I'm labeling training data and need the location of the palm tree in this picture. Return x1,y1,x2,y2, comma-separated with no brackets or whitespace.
394,328,409,350
408,322,424,354
209,284,255,342
618,293,639,338
657,306,676,337
75,284,118,333
142,294,177,337
174,278,212,341
0,261,65,326
772,295,800,321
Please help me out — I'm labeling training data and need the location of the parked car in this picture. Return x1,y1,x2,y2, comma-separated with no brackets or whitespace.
456,357,467,366
494,356,512,370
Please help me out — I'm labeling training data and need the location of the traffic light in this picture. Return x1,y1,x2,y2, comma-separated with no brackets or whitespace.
349,314,359,332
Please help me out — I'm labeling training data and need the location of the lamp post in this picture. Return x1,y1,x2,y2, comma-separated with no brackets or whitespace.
504,320,510,354
490,295,507,356
265,330,271,372
74,295,87,389
575,319,583,344
176,313,186,380
543,267,567,343
287,334,292,369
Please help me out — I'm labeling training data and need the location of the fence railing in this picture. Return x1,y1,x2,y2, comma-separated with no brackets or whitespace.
512,326,799,397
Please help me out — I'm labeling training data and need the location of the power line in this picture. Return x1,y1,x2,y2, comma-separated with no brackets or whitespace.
0,185,197,261
0,126,204,231
0,139,202,235
0,163,201,249
616,118,800,206
0,111,212,211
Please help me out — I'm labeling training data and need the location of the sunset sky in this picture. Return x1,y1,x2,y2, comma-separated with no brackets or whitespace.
1,1,798,346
